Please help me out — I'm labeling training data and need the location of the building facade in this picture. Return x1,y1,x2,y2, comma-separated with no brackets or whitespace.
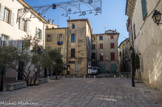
45,19,92,76
0,0,48,82
45,27,67,75
92,30,119,73
118,38,131,73
67,19,92,76
126,0,162,91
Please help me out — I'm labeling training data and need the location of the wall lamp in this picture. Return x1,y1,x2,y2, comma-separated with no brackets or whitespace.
152,10,162,25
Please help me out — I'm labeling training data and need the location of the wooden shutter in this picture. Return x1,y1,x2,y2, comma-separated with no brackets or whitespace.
111,53,115,60
35,27,38,37
111,43,114,48
141,0,147,20
71,49,75,58
11,11,15,26
100,44,103,49
20,19,23,30
27,21,30,34
0,4,5,21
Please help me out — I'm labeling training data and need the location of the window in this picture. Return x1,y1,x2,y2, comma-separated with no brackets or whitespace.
1,35,9,46
111,43,114,48
71,34,75,43
99,36,103,40
58,34,62,41
19,20,27,32
100,44,103,49
133,24,136,39
72,24,75,29
71,49,75,58
47,34,51,42
92,44,95,50
100,54,103,61
37,29,42,39
110,35,114,39
141,0,147,20
92,53,96,59
4,8,10,23
111,52,115,60
92,37,96,41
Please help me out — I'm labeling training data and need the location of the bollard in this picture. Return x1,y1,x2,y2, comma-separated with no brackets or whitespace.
83,75,86,78
94,75,96,78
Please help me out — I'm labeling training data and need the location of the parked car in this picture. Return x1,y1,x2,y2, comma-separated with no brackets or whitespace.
88,67,98,75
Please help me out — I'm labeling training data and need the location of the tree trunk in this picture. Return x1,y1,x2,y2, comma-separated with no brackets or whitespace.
33,72,38,85
56,70,58,80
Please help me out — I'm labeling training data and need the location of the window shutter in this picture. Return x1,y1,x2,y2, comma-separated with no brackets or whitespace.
20,19,23,30
0,4,5,21
11,11,15,26
141,0,147,20
57,34,59,41
17,40,22,51
35,27,37,37
62,34,64,41
27,21,30,34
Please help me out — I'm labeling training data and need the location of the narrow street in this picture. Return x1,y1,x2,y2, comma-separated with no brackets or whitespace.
0,78,162,107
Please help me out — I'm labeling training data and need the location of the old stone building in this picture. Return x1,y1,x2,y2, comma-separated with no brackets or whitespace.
45,27,67,66
118,38,131,73
126,0,162,91
45,19,92,76
92,30,119,73
67,19,92,76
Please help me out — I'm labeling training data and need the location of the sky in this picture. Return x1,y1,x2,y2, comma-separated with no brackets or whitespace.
25,0,129,45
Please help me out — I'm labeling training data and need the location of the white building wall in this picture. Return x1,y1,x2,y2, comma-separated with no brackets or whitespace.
131,0,162,91
0,0,47,81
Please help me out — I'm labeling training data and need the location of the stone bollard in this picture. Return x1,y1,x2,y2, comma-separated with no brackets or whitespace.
114,75,116,78
83,75,86,78
94,75,96,78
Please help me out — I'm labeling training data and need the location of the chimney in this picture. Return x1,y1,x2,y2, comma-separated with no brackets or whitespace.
48,19,51,24
52,20,54,24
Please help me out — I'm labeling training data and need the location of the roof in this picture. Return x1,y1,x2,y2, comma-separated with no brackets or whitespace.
17,0,48,24
46,27,67,30
67,19,92,34
125,0,136,19
93,30,120,38
118,38,130,48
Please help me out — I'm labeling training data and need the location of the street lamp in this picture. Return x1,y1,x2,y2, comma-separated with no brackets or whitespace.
152,10,162,25
130,46,135,87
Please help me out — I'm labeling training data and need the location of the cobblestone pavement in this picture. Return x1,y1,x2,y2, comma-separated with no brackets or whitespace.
0,78,162,107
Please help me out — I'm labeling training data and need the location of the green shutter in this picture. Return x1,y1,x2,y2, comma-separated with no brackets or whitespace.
141,0,147,20
0,4,5,21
